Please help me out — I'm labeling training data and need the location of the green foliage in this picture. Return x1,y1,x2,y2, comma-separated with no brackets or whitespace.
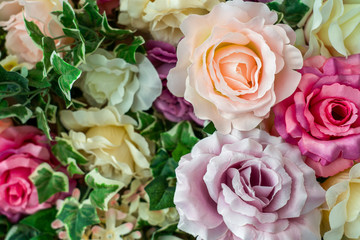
114,36,145,64
0,105,32,124
0,215,10,238
267,0,310,28
56,198,100,240
202,121,216,135
150,149,177,178
29,163,69,203
160,121,199,161
132,111,165,141
85,169,124,210
145,175,175,210
23,18,44,48
20,208,57,235
5,224,38,240
35,107,51,139
151,223,178,240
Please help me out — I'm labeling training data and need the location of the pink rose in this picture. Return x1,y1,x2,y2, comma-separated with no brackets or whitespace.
96,0,119,15
174,129,325,240
0,126,71,222
167,0,303,134
3,13,43,65
274,54,360,177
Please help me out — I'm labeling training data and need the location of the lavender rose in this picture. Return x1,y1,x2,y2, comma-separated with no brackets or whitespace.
146,40,204,125
174,129,325,240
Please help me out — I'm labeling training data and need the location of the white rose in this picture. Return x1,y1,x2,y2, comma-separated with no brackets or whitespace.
118,0,224,45
79,49,162,115
60,106,151,186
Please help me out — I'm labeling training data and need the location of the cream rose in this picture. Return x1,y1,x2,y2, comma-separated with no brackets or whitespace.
321,163,360,240
304,0,360,58
118,0,223,45
79,49,162,115
60,106,151,186
167,0,303,133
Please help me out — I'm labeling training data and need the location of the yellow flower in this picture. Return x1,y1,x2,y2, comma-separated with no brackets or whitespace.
60,106,151,186
0,55,32,71
321,163,360,240
304,0,360,58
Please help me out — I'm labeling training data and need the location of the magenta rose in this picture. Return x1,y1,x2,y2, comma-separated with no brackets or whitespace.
0,126,72,222
146,40,204,125
274,55,360,177
174,129,325,240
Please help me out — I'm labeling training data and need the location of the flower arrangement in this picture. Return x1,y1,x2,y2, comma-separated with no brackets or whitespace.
0,0,359,239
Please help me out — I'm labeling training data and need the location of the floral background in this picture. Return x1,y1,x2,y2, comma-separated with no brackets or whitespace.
0,0,360,239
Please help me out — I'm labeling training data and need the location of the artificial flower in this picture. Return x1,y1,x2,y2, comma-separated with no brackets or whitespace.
60,106,151,186
145,40,204,125
174,128,325,240
0,118,12,133
0,54,32,71
118,0,223,45
0,126,71,222
274,54,360,177
304,0,360,58
79,49,162,115
97,0,119,15
321,163,360,240
167,0,303,134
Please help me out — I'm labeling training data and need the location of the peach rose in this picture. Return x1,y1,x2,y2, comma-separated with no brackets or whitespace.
167,0,303,133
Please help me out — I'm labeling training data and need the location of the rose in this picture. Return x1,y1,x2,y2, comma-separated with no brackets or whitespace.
167,0,303,134
118,0,223,45
60,106,151,186
304,0,360,58
0,118,12,133
320,163,360,240
0,0,21,24
79,49,162,115
3,13,43,65
274,54,360,177
96,0,119,15
174,129,325,240
0,126,70,222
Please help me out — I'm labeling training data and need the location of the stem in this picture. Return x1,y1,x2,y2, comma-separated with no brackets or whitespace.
52,35,66,40
80,187,92,203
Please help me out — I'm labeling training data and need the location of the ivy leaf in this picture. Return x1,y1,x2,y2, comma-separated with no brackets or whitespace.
67,158,85,177
28,62,50,89
202,121,216,135
150,149,177,178
35,107,51,140
145,175,175,210
0,65,29,99
101,14,133,39
50,52,82,101
267,0,310,28
160,121,199,161
132,111,165,141
114,36,145,64
52,138,88,166
29,162,69,203
23,17,44,48
0,105,32,124
85,169,124,210
59,1,77,28
20,208,57,235
42,37,56,74
56,198,100,240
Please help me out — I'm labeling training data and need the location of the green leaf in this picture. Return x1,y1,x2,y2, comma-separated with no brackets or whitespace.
42,37,56,74
0,215,10,238
20,208,57,234
52,138,88,166
23,17,44,48
267,0,310,28
85,169,124,210
114,36,145,64
160,121,199,161
0,105,32,124
101,14,133,39
28,62,50,89
29,162,69,203
35,107,51,140
50,52,82,101
56,198,100,240
150,149,177,178
67,158,85,177
0,65,29,98
151,223,178,240
202,121,216,135
145,176,175,210
5,224,38,240
59,1,77,28
132,111,165,141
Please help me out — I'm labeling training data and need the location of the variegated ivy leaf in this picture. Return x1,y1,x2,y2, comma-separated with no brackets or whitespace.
23,17,44,48
0,104,32,124
85,169,124,210
56,198,99,240
29,163,69,203
50,52,82,101
35,107,51,140
51,138,87,176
